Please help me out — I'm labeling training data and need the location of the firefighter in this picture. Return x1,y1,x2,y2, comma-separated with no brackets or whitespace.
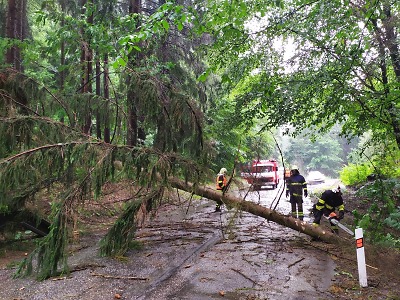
286,166,308,220
215,167,228,212
312,187,345,234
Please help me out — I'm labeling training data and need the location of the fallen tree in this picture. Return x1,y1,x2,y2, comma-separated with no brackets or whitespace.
169,177,349,244
14,175,348,280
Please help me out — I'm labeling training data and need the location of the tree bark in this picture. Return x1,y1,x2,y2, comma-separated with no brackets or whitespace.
382,4,400,149
79,0,93,135
103,54,111,143
168,177,345,244
60,0,66,90
95,56,102,140
126,0,142,147
5,0,28,71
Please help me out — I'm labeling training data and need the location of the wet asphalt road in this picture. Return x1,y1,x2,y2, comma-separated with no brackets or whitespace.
0,180,341,300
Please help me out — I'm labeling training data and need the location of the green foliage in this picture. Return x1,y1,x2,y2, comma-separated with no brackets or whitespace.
341,138,400,185
242,131,276,162
283,130,345,177
99,189,163,257
0,203,8,214
115,1,194,67
0,37,7,63
3,0,400,280
127,71,204,157
99,199,143,257
204,90,278,173
199,0,400,155
15,208,69,280
4,139,206,278
340,163,373,186
352,179,400,247
384,209,400,231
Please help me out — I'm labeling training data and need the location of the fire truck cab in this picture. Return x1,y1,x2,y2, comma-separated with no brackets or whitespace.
242,159,280,190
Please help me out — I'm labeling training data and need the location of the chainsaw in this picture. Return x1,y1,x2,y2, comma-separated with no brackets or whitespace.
324,212,354,236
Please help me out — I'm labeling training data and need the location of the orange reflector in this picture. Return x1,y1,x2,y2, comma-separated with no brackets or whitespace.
356,238,364,249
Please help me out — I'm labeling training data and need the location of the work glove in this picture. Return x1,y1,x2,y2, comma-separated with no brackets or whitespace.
338,210,344,220
312,222,319,227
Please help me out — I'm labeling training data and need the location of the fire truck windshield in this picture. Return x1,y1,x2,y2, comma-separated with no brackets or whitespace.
255,166,273,173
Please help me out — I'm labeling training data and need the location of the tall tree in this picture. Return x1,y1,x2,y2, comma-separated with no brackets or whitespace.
103,53,111,143
197,0,400,151
0,0,209,279
79,0,93,135
284,135,343,177
5,0,27,71
126,0,142,146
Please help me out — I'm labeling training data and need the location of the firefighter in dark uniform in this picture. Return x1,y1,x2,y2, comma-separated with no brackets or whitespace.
286,166,308,220
215,167,227,212
312,187,345,234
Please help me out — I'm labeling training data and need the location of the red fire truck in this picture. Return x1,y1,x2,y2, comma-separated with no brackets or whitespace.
241,159,280,190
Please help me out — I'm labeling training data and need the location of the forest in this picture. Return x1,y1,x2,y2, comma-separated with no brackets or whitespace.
1,0,399,283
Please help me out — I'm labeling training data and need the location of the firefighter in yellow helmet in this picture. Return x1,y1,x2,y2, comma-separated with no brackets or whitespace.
215,167,228,212
286,166,308,220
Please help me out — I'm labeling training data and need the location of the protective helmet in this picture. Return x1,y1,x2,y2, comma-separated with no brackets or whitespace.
332,186,342,194
291,165,299,175
219,168,227,174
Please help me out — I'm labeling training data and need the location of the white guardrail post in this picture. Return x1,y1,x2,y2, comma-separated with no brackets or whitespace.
355,228,368,287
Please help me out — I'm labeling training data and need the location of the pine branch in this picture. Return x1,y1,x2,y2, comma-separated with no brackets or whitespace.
0,142,99,164
1,132,207,279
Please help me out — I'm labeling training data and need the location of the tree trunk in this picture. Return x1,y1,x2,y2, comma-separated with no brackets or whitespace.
103,54,111,143
60,0,66,90
5,0,27,71
168,177,345,244
382,5,400,149
79,0,93,135
95,56,102,140
126,0,142,147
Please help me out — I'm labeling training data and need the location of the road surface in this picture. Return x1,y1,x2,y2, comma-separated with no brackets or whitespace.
0,179,342,300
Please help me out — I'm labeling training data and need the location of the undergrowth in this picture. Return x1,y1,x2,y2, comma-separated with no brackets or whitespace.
352,179,400,247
